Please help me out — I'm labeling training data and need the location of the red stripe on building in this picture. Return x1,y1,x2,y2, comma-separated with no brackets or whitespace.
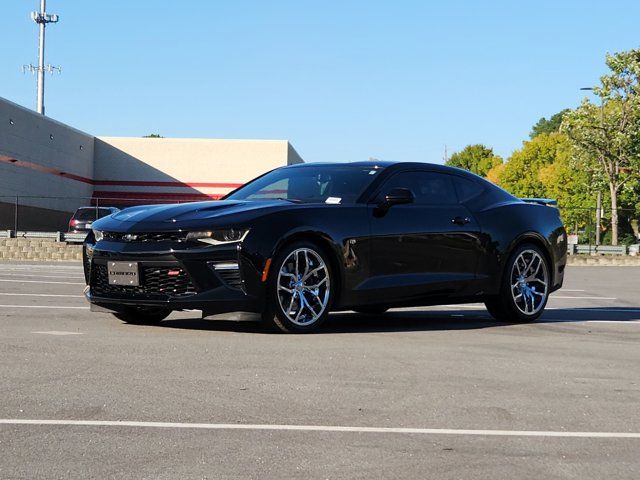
93,180,242,188
1,155,244,190
0,155,94,184
93,191,225,201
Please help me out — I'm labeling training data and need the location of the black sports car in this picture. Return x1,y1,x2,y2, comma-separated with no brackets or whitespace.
84,161,567,333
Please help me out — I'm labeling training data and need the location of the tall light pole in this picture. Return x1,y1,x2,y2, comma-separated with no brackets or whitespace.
580,87,603,246
23,0,60,115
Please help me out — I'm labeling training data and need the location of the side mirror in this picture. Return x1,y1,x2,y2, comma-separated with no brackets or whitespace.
384,188,414,206
377,188,414,213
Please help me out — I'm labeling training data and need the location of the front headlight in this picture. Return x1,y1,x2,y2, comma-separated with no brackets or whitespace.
186,228,249,245
93,230,104,242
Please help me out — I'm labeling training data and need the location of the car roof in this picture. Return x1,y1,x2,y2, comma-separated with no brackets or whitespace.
285,161,479,178
285,161,397,169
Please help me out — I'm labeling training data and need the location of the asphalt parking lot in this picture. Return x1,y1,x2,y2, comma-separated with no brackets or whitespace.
0,262,639,479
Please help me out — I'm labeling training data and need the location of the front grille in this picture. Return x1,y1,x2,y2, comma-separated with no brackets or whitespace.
91,264,197,299
103,232,186,242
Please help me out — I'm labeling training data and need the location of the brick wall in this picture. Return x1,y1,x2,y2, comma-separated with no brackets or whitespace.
0,238,82,261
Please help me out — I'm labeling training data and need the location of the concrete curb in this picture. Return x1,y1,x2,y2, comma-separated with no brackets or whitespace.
566,255,640,266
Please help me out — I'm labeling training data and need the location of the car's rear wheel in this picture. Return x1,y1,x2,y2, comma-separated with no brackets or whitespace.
113,306,171,325
485,243,550,323
262,241,334,333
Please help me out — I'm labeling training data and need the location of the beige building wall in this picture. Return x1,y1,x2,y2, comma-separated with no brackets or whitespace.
93,137,303,201
0,95,305,228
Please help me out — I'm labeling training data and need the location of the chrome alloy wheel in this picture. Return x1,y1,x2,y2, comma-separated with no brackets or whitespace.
510,249,549,316
277,248,331,326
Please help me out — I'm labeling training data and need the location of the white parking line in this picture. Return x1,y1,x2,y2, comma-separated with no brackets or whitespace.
32,331,84,336
551,296,617,300
435,305,640,312
547,307,640,313
1,419,639,439
584,320,640,324
0,305,88,309
0,293,84,298
0,267,83,271
0,279,85,285
0,273,85,279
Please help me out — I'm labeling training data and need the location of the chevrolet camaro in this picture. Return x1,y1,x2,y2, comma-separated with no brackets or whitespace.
83,161,567,333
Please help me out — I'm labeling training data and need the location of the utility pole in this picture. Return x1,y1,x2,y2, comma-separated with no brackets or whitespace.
23,0,60,115
580,87,604,247
595,191,602,246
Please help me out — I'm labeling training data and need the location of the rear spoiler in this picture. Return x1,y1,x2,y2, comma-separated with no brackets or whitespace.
520,198,558,207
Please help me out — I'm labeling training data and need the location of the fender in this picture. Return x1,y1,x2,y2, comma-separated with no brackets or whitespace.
502,231,556,287
268,226,348,307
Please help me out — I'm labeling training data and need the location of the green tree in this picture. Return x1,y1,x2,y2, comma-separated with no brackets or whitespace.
562,49,640,245
485,162,505,185
446,144,502,177
530,109,570,138
538,149,593,231
143,133,163,138
500,132,570,198
501,132,595,232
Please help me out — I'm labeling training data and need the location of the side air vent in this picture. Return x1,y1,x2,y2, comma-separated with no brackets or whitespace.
208,261,242,290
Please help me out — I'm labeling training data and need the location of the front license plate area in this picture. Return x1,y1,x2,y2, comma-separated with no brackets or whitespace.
107,261,139,286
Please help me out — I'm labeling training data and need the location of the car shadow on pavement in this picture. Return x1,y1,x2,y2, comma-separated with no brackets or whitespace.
322,307,640,333
154,307,640,334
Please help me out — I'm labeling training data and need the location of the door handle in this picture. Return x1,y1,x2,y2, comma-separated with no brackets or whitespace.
452,216,471,226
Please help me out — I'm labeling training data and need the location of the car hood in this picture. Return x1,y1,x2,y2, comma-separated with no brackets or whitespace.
92,200,293,232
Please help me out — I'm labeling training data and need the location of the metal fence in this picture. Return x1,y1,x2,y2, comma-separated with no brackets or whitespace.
560,206,639,247
0,195,194,233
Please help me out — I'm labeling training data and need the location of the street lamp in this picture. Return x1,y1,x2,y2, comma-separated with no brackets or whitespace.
579,87,603,246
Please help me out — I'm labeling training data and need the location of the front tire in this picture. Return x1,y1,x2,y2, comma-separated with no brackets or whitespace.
485,243,550,323
262,241,334,333
113,306,171,325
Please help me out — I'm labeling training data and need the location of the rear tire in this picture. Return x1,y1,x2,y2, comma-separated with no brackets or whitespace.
485,243,550,323
113,306,171,325
262,241,334,333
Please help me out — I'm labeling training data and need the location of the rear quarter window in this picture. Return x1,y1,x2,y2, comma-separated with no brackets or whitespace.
453,176,484,202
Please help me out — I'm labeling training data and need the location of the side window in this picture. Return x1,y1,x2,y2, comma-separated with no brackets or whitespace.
379,171,458,205
453,176,484,202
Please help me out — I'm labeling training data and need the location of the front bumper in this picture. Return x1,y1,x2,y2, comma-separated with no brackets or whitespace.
84,240,264,316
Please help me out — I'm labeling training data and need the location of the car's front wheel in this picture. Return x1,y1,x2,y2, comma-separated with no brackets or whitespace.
485,243,550,323
262,241,334,333
113,306,171,325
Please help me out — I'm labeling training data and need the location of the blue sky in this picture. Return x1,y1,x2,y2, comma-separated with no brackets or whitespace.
2,1,639,163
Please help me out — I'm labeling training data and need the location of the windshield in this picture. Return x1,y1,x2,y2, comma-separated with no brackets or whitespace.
225,165,383,204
